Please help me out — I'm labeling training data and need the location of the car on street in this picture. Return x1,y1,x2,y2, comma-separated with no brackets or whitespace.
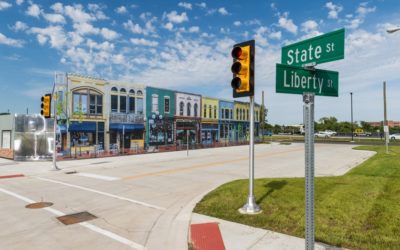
263,131,273,136
390,133,400,140
315,131,331,138
323,130,337,136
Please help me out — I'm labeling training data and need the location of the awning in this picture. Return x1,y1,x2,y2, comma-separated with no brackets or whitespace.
110,123,144,132
68,122,96,133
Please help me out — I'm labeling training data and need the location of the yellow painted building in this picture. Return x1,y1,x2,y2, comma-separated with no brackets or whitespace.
201,96,219,144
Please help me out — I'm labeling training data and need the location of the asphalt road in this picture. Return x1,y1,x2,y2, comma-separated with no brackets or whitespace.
0,143,375,250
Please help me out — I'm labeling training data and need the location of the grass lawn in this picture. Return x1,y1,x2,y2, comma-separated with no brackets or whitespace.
193,146,400,250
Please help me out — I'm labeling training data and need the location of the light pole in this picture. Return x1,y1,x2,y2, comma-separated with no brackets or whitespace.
350,92,354,141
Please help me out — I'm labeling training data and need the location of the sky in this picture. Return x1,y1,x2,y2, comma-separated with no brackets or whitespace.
1,0,400,125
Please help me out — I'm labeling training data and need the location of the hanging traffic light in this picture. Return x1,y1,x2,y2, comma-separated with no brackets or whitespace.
41,94,52,118
231,40,255,98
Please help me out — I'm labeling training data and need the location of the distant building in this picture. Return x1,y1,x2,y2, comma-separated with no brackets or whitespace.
368,121,400,128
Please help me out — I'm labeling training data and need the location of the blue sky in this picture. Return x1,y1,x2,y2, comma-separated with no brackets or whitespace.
1,0,400,125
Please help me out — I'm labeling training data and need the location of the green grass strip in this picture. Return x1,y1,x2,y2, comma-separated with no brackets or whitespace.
193,146,400,250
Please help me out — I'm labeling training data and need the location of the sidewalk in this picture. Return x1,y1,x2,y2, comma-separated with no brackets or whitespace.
190,213,343,250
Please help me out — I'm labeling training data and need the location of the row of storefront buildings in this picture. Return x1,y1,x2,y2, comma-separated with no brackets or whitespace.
46,73,264,155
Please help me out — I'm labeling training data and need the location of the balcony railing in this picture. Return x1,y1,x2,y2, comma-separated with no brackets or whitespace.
109,113,144,123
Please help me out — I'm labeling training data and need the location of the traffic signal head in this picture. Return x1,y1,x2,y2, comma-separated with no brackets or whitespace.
231,40,255,98
41,94,51,118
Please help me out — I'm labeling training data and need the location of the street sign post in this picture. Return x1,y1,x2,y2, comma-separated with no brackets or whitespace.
276,28,345,250
275,64,338,97
281,28,344,66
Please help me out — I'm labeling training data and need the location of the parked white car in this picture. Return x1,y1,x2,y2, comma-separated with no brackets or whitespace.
323,130,337,136
315,132,331,138
390,133,400,140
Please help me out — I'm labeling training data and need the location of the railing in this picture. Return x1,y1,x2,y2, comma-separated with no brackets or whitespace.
109,113,144,123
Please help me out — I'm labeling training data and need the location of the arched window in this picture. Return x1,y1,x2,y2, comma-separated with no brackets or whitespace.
187,102,191,116
180,102,184,116
236,108,239,120
129,89,135,95
213,106,217,119
73,88,103,115
111,87,118,92
120,88,126,93
136,90,143,96
194,103,198,117
203,104,207,117
209,105,212,118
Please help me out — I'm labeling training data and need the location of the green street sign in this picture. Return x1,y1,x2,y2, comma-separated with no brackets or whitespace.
275,63,339,97
281,28,345,66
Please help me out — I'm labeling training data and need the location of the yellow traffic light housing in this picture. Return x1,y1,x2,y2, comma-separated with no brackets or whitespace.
231,40,255,98
41,94,52,118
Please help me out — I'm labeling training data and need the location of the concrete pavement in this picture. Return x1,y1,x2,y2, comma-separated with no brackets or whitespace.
0,143,375,249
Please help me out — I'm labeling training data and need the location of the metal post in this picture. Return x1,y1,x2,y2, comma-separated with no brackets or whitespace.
122,125,125,155
53,94,59,170
350,92,354,141
239,96,261,214
383,81,389,154
303,93,315,250
186,130,189,156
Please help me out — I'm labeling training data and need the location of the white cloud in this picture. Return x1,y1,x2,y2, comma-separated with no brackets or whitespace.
345,3,376,30
43,13,66,23
11,21,28,31
165,11,188,23
0,1,12,10
233,21,241,26
301,20,318,33
356,3,376,16
254,26,268,46
196,2,206,8
163,22,174,31
269,31,281,40
188,26,199,33
218,7,229,16
87,3,108,20
115,6,127,14
15,0,23,5
64,4,94,23
26,3,41,17
325,2,343,19
73,22,99,35
100,27,119,40
0,32,24,47
51,2,63,13
130,38,159,47
178,2,192,10
278,12,297,34
30,25,66,48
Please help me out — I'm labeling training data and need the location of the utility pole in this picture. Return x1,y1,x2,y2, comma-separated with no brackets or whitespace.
383,81,389,154
261,91,265,142
350,92,354,141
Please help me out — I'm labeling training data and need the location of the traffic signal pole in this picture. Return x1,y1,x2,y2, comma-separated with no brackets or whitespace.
239,96,261,214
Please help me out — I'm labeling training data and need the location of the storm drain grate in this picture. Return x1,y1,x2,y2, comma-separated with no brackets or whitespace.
64,170,78,174
25,202,53,209
57,211,97,225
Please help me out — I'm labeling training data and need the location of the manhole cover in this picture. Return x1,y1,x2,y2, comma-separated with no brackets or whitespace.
25,202,53,209
57,211,97,225
65,170,78,174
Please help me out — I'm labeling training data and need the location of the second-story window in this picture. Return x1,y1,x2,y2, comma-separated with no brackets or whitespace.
111,95,118,112
120,95,126,113
129,96,135,113
89,94,102,114
136,98,143,114
194,103,198,117
203,104,207,117
225,109,229,120
221,108,225,119
214,106,216,119
152,94,159,113
179,102,184,116
208,105,212,118
187,102,191,116
230,109,233,120
164,97,170,113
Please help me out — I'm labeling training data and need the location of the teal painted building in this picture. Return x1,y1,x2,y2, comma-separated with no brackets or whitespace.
145,87,176,146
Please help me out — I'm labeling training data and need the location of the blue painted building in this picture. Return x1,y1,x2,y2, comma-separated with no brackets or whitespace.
219,100,235,143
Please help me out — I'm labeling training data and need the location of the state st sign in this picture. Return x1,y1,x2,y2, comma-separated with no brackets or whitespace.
281,28,345,66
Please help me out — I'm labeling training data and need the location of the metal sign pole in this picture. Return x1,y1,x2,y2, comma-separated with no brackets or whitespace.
239,96,261,214
122,125,125,155
187,130,189,156
53,95,59,170
303,92,315,250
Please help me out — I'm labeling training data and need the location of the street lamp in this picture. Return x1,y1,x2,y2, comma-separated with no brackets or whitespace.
387,27,400,33
350,92,354,141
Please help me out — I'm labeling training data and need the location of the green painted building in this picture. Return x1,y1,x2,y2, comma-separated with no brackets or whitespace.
145,87,176,146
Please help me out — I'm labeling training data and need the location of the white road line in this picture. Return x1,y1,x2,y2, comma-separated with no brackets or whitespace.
0,187,145,250
76,172,120,181
35,177,166,211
